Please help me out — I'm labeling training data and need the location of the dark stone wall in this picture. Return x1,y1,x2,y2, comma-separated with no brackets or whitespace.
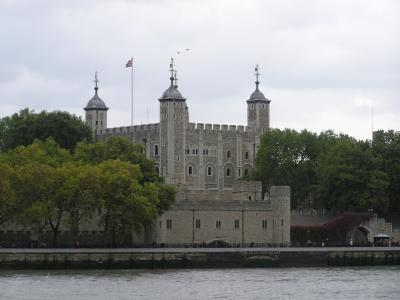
0,231,134,248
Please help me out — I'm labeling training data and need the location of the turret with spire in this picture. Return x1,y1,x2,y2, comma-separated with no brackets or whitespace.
247,65,271,131
84,72,108,134
158,58,188,186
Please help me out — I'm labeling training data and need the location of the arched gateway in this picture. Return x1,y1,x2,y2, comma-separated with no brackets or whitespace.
351,225,371,245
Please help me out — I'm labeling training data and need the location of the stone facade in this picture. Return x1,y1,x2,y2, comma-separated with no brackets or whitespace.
86,65,291,246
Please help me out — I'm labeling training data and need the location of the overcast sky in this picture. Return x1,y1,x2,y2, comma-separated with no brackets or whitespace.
0,0,398,140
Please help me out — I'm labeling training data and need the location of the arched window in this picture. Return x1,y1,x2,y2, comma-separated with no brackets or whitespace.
188,165,193,175
227,150,231,158
154,145,159,156
155,166,160,175
244,169,249,176
245,152,249,159
207,166,212,176
226,168,231,177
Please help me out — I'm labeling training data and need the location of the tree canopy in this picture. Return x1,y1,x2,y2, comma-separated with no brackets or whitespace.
0,108,92,152
254,129,399,215
0,137,175,247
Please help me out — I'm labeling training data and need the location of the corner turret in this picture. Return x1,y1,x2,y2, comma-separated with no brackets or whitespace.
247,65,271,132
159,59,188,186
84,72,108,133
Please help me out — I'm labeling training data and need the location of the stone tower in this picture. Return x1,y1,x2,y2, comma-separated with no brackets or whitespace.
247,65,270,132
159,60,188,186
270,186,291,244
84,72,108,133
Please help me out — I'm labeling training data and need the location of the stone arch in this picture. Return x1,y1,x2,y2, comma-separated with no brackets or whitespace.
206,238,231,248
351,225,371,245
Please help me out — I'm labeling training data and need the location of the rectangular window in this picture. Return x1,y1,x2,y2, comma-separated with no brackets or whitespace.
281,219,284,226
195,219,201,229
234,219,240,229
216,220,221,229
167,219,172,229
262,220,268,229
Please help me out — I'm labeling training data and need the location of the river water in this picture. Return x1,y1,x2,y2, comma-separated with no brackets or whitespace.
0,267,399,299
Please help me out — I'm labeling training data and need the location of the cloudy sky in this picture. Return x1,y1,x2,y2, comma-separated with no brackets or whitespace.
0,0,398,140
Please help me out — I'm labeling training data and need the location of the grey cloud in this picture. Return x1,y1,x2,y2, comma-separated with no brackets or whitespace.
0,0,398,139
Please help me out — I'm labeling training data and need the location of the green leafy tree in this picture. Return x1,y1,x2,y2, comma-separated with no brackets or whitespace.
0,108,92,152
372,130,400,214
254,129,319,208
0,164,16,226
315,138,389,213
75,136,175,213
97,160,159,246
0,138,72,167
75,136,159,183
1,140,101,246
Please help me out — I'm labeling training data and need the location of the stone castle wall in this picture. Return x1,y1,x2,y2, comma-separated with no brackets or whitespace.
150,186,291,245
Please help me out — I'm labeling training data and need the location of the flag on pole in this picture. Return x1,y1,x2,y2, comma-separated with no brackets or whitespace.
125,58,133,68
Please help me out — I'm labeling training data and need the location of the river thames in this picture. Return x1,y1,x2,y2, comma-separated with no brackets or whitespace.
0,266,399,299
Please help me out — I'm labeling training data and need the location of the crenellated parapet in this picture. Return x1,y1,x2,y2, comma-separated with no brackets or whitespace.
187,122,262,134
97,123,160,136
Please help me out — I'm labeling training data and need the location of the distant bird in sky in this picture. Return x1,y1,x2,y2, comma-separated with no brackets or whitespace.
177,49,190,54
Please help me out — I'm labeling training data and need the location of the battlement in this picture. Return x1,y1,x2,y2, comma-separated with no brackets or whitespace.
97,123,160,135
187,122,258,133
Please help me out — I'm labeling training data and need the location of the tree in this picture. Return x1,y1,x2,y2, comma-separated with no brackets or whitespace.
253,129,319,208
0,164,16,226
314,137,389,213
75,136,174,212
0,138,72,167
75,136,159,183
1,140,102,246
0,108,92,152
372,130,400,214
97,160,159,246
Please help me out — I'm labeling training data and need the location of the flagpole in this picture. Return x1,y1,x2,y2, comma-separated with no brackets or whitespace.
131,57,133,126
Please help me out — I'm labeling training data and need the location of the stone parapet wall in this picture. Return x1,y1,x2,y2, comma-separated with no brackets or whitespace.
187,122,262,133
96,123,160,136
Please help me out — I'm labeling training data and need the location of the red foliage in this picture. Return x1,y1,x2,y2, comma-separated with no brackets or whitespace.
291,212,372,245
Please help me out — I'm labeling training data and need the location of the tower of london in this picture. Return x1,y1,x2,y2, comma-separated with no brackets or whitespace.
84,63,291,246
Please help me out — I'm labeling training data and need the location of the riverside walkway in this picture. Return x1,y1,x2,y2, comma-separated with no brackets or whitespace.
1,247,400,268
1,246,400,253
